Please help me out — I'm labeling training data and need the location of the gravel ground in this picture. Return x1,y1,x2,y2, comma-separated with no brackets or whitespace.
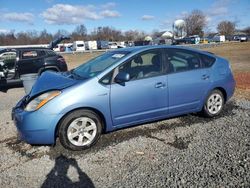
0,87,249,187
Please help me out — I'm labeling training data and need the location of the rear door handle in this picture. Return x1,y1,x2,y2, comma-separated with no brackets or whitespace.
155,82,166,88
202,74,210,80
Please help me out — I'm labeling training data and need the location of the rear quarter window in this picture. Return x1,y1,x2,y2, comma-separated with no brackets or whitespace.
46,50,57,56
200,54,216,68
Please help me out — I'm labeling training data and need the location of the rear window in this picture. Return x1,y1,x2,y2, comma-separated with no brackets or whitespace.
200,54,216,68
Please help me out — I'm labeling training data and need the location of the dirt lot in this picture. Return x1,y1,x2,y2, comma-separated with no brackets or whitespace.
206,42,250,100
0,42,249,187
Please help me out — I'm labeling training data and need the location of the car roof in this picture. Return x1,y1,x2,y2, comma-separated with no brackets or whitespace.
14,47,49,50
0,47,50,51
112,45,216,57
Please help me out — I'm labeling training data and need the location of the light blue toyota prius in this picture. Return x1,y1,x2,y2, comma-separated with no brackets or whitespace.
12,45,235,150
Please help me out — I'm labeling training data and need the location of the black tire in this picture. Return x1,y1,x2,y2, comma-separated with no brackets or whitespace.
202,89,225,117
58,109,103,151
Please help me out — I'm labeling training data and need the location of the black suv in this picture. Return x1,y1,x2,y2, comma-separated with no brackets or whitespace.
0,37,69,86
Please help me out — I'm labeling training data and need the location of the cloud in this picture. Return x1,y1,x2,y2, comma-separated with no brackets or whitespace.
0,29,10,33
2,12,34,24
101,2,116,9
45,0,54,3
208,7,228,16
41,4,120,24
100,10,120,18
141,15,155,21
207,0,231,17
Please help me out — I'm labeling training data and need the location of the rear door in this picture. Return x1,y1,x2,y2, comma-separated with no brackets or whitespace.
110,49,169,127
17,49,44,75
165,48,211,115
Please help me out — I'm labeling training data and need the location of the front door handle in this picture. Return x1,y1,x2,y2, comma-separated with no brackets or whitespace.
155,82,166,88
202,74,210,80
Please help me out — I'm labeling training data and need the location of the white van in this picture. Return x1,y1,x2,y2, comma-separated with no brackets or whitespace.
213,35,225,42
73,41,85,51
85,41,97,50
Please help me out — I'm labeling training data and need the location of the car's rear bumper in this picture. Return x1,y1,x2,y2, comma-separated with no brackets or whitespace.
12,100,62,145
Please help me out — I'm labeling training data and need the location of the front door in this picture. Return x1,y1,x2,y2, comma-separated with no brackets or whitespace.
110,49,168,127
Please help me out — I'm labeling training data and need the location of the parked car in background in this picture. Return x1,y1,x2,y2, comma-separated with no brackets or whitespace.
97,40,109,49
234,35,248,42
134,40,151,46
200,38,209,44
213,35,226,42
0,47,68,86
108,42,118,49
173,36,200,45
12,45,235,150
73,41,85,51
125,41,134,47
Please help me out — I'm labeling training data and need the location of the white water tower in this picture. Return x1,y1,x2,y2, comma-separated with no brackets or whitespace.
173,19,186,38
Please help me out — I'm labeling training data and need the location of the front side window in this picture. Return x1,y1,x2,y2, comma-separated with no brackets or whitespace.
73,51,130,79
0,52,16,61
118,50,163,80
0,51,17,69
166,49,201,73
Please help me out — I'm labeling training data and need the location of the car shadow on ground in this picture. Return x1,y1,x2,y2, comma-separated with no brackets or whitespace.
47,99,240,158
41,155,95,188
0,83,23,93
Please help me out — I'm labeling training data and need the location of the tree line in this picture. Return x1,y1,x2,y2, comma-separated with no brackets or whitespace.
0,9,249,46
0,25,147,46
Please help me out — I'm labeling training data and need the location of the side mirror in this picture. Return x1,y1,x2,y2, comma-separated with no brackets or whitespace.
114,72,130,83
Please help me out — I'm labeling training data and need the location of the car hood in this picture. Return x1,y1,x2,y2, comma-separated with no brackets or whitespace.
29,71,80,97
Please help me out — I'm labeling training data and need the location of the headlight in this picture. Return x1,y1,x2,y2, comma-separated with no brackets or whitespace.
25,90,61,112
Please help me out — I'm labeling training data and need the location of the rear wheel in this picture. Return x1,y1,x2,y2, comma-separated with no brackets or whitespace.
202,89,224,117
59,110,102,150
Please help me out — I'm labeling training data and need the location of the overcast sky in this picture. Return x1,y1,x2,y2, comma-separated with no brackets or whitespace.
0,0,249,34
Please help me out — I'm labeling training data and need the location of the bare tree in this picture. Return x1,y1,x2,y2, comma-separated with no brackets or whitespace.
53,29,69,39
151,29,162,38
123,30,146,41
71,24,88,41
38,29,53,44
217,21,235,36
241,26,250,35
90,26,123,41
184,10,207,37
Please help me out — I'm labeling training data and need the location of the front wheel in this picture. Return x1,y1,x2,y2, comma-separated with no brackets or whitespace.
202,89,225,117
59,110,103,150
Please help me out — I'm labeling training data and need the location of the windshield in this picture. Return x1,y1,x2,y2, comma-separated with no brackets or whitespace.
72,51,130,79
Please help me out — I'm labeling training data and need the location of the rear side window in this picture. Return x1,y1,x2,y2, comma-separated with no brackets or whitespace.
22,50,38,59
166,49,201,73
200,54,216,68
